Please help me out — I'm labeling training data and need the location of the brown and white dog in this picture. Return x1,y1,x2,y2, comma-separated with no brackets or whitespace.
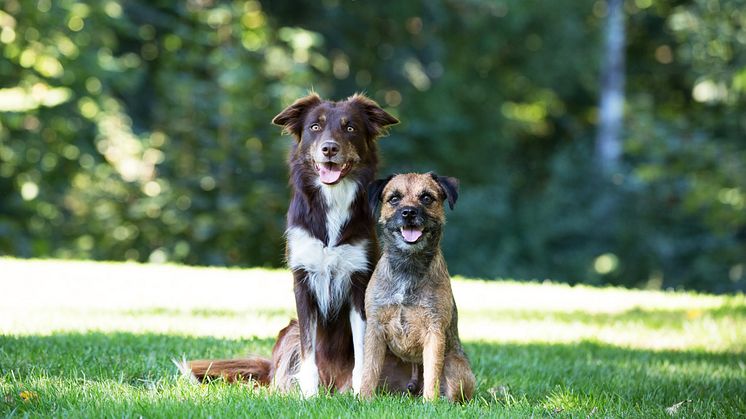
183,93,412,396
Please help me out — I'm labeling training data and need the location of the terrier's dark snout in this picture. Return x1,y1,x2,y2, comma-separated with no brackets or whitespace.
400,206,418,220
321,142,339,157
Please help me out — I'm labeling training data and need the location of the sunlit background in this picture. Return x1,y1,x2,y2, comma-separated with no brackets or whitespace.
2,258,742,352
1,0,745,292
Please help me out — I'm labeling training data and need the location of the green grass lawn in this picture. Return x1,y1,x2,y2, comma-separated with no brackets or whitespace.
1,258,745,417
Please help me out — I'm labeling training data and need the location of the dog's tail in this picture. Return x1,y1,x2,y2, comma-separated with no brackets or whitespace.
174,319,302,390
174,356,272,386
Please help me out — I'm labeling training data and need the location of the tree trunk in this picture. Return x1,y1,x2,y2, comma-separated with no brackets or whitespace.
596,0,626,173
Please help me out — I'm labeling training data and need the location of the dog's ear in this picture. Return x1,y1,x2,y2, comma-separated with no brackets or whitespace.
367,176,393,214
272,93,322,139
349,94,399,138
430,173,459,210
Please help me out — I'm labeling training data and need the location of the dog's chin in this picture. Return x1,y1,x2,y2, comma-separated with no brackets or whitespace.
315,161,352,185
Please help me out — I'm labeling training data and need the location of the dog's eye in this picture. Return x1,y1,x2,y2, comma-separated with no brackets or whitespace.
388,196,400,205
310,123,321,132
420,195,433,205
346,126,355,133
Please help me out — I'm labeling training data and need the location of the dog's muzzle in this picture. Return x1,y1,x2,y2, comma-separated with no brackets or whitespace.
397,206,424,243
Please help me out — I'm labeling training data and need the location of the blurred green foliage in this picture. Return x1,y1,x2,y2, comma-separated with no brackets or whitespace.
1,0,744,292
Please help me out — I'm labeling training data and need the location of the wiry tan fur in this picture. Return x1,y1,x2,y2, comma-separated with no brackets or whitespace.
360,173,476,402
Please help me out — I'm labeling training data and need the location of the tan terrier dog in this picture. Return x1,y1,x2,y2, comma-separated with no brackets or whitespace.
360,173,476,402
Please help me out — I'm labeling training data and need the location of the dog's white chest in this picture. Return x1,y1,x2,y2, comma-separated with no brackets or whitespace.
286,179,368,318
286,227,369,318
318,178,358,246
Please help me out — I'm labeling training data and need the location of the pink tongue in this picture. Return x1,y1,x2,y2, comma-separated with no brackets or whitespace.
401,228,423,243
318,164,342,184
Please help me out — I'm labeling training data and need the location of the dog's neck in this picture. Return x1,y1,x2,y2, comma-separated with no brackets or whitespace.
287,160,376,245
384,232,443,280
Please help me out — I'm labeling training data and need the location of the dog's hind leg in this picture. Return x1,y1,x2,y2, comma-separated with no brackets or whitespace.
270,319,301,392
440,351,475,403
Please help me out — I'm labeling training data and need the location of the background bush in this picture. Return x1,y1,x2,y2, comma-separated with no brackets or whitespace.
1,0,744,292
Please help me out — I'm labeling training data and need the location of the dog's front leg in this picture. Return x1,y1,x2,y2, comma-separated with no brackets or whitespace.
359,321,385,399
349,307,365,394
296,315,319,397
349,271,368,394
294,269,319,397
350,307,365,394
422,330,446,401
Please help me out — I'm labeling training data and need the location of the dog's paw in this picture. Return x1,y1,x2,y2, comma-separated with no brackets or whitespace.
300,384,319,398
351,367,363,395
296,358,320,398
358,385,375,401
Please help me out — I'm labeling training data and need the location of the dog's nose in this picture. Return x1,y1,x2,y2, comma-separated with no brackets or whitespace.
321,142,339,157
400,206,417,219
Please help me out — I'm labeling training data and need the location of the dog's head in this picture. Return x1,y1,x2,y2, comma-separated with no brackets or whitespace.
368,173,459,252
273,93,398,185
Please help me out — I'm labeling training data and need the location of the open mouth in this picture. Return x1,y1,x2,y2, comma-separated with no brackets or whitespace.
400,226,424,243
315,162,352,185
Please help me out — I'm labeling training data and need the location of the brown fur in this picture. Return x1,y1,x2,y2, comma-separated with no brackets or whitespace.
361,173,476,402
185,94,415,395
187,357,271,386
